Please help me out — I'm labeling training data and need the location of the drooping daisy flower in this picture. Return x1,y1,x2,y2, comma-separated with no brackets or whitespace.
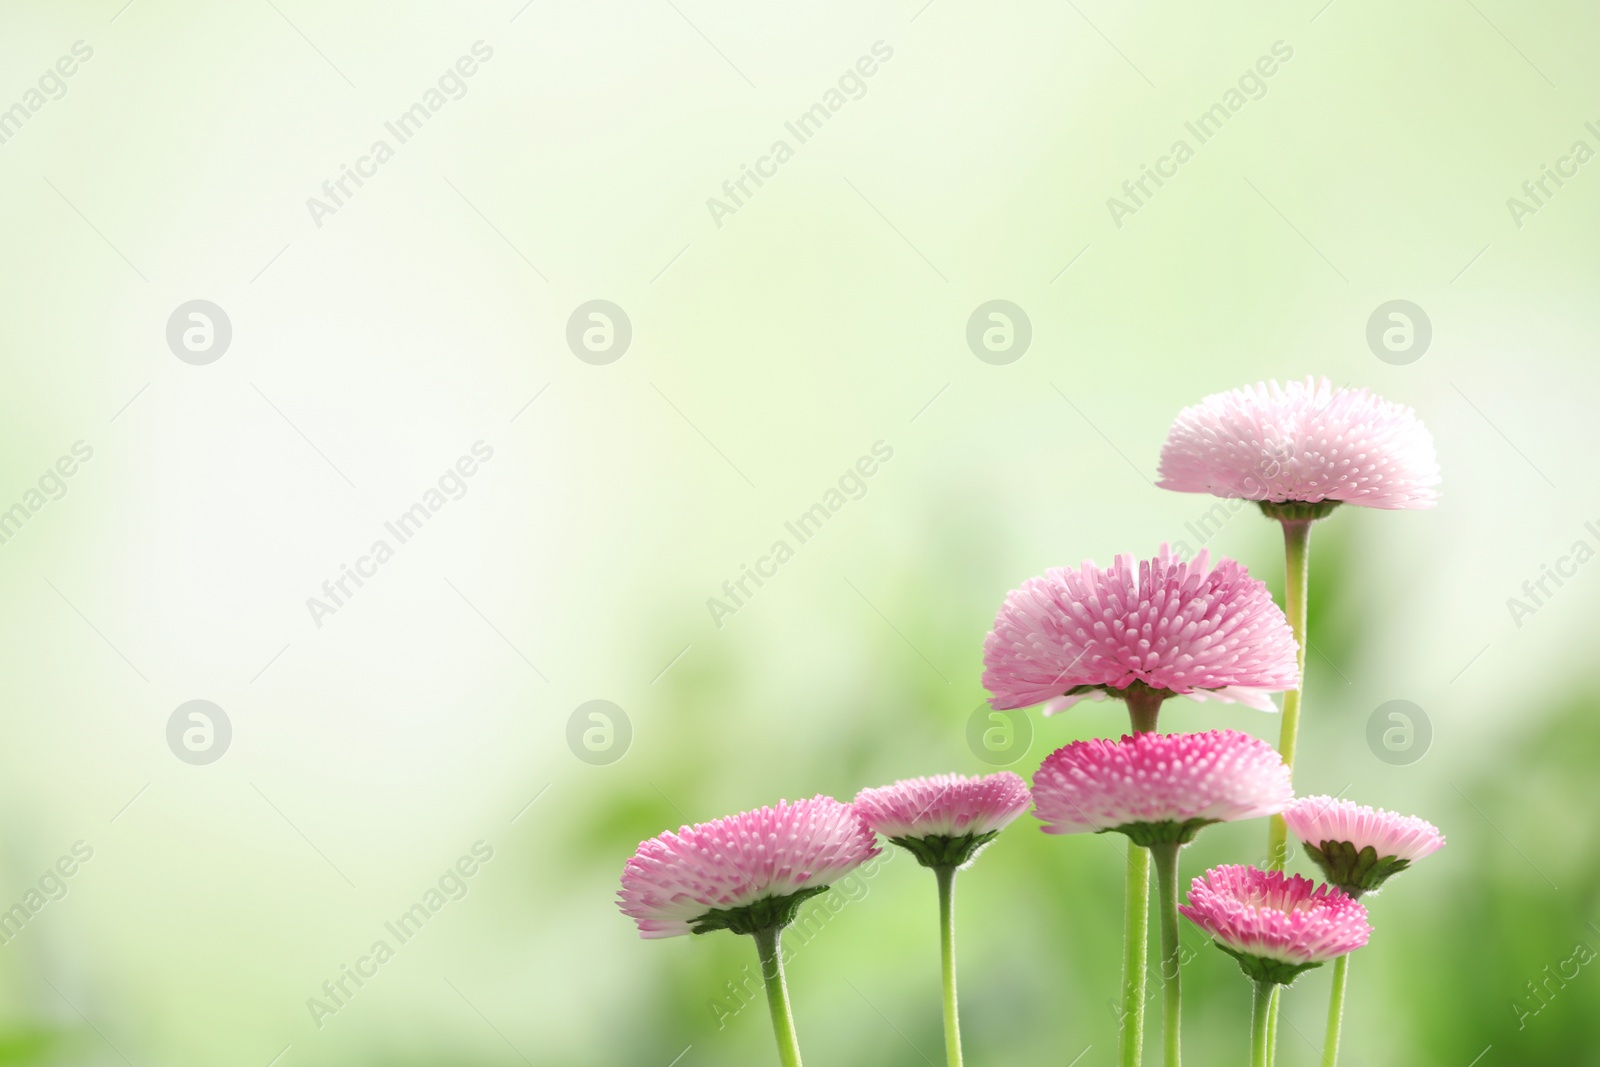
1157,376,1439,516
854,772,1031,1067
982,546,1299,720
618,796,880,938
1284,796,1445,898
855,772,1031,868
1180,865,1370,985
1032,730,1292,845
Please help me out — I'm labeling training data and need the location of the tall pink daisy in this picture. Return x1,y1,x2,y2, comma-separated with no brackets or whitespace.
983,545,1299,726
618,796,879,1066
1159,379,1441,909
854,773,1030,1066
1034,731,1291,1065
983,546,1297,1067
1157,376,1439,515
1284,796,1445,898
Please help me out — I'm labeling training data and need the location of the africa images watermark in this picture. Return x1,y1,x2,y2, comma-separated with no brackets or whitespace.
705,41,895,229
1505,119,1600,229
1167,443,1295,563
305,441,495,628
705,440,894,629
0,40,94,149
305,41,495,229
1511,922,1600,1030
0,441,95,548
1504,517,1600,629
1106,40,1294,229
305,840,495,1029
0,841,95,946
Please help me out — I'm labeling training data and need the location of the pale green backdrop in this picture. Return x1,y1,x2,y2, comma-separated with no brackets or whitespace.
1,1,1597,1064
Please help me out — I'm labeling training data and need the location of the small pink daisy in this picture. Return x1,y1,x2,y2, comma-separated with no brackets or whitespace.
855,772,1031,868
618,796,880,938
1032,730,1292,845
1180,865,1371,985
1284,796,1445,897
1157,376,1439,515
982,546,1299,718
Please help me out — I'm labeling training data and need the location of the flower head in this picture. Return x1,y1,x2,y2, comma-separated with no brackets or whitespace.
1032,730,1292,845
855,772,1031,867
1180,865,1371,985
1284,796,1445,897
982,546,1299,714
1157,376,1439,513
618,796,880,938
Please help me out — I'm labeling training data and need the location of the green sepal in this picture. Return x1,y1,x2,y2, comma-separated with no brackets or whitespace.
689,885,831,935
889,831,1001,870
1303,840,1412,898
1215,942,1324,986
1257,499,1342,522
1104,819,1219,847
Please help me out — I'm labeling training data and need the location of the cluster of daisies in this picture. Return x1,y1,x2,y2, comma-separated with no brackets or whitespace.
619,378,1446,1067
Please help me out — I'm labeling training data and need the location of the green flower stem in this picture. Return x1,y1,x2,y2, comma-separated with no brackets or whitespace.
1320,953,1350,1067
1119,841,1151,1067
1251,982,1274,1067
752,926,803,1067
935,865,963,1067
1149,841,1183,1067
1263,518,1312,1067
1119,687,1163,1067
1265,988,1280,1066
1266,518,1313,870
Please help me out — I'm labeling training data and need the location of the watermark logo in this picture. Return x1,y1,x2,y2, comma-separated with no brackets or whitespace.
706,441,893,629
566,300,631,365
167,300,232,365
965,703,1032,766
567,700,631,765
0,841,94,945
167,700,231,765
1365,300,1430,365
1506,520,1599,628
966,301,1031,365
1366,699,1430,766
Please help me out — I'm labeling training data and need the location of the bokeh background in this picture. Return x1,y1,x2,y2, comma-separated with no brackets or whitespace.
2,0,1598,1064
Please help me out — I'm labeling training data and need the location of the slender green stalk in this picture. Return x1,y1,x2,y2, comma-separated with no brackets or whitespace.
1262,519,1312,1067
1321,953,1350,1067
752,926,803,1067
1119,687,1163,1067
1265,988,1279,1066
1266,519,1312,870
1250,982,1274,1067
1149,841,1183,1067
935,865,963,1067
1119,840,1151,1067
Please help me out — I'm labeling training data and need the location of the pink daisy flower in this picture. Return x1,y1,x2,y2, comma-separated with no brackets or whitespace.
1180,865,1371,985
618,796,880,938
1157,376,1440,514
1284,796,1445,897
982,546,1299,716
1032,730,1292,845
855,772,1031,868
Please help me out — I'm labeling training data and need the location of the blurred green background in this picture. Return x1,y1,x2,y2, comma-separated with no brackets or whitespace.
2,0,1598,1064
